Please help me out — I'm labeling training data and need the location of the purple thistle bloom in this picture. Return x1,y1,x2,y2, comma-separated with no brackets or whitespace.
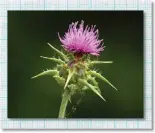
58,20,104,56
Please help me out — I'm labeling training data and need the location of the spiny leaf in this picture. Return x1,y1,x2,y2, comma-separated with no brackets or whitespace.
78,79,106,101
64,69,75,90
88,76,98,87
40,56,65,64
47,43,68,61
89,61,113,66
88,70,117,90
31,70,58,79
53,75,65,85
87,76,101,93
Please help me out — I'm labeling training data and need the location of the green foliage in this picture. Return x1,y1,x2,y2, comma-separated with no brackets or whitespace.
31,69,58,79
88,70,117,90
47,43,68,61
89,61,113,66
78,79,106,101
40,56,65,64
32,43,117,118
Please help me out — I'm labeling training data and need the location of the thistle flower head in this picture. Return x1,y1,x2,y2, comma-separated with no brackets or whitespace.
32,21,116,118
58,20,104,56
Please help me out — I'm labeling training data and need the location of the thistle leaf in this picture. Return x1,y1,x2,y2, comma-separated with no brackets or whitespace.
88,71,117,90
64,69,75,90
89,61,113,66
78,79,106,101
53,75,65,85
88,76,101,93
88,76,98,87
47,43,68,61
31,70,58,79
40,56,65,64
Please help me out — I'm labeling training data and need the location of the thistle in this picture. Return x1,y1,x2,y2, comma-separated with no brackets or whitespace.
32,20,117,118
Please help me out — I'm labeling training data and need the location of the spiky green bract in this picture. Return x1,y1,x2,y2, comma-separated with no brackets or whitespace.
31,70,58,79
47,43,68,61
53,75,65,86
89,61,113,66
88,70,117,90
64,69,75,90
40,56,65,64
78,79,106,101
32,43,117,118
87,76,101,94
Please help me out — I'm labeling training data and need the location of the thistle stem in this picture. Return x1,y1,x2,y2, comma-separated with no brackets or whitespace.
58,89,70,118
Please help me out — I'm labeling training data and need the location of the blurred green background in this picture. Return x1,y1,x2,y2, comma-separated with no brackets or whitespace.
8,11,143,118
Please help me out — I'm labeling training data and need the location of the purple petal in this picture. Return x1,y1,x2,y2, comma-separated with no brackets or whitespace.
58,20,104,56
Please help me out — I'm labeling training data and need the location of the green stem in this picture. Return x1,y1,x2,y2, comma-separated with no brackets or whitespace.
58,89,70,118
